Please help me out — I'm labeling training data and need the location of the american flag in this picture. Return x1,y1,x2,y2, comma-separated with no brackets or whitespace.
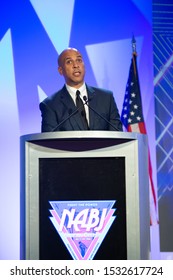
121,52,158,225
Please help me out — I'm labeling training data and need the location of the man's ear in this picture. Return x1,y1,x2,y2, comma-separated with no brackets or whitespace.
58,66,63,75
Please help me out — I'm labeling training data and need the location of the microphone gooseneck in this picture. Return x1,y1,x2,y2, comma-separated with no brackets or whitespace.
83,96,120,131
51,98,88,132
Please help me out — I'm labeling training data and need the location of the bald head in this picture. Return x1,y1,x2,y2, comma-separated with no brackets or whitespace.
58,48,81,66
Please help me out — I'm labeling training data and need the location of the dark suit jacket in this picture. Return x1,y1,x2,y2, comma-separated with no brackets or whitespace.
39,84,122,132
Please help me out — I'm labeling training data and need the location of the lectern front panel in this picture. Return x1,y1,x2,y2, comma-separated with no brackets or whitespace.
39,157,126,260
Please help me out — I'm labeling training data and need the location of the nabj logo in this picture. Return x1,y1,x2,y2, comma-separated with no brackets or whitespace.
49,200,116,260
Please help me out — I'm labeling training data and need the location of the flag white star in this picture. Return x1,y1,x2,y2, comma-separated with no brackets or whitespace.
128,118,132,123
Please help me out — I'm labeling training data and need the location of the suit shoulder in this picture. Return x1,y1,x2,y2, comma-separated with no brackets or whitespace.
88,85,113,96
40,87,65,106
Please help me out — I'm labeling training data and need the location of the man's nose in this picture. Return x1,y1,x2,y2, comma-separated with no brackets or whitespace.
73,61,79,67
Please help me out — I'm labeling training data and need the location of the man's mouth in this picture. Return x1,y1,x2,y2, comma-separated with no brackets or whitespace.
73,71,81,76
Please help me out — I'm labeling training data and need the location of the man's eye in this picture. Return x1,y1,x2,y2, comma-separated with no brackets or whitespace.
66,60,72,64
77,59,82,63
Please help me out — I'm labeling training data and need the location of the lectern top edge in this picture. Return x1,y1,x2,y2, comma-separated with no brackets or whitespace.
20,130,146,142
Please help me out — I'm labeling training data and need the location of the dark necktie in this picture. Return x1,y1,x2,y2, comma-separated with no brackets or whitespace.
76,90,88,130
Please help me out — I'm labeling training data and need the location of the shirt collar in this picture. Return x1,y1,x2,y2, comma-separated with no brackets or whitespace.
66,83,86,96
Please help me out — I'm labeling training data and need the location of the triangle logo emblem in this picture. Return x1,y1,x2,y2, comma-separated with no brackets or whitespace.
49,200,116,260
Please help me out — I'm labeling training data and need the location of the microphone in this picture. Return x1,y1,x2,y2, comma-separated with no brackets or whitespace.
51,99,87,131
83,96,120,131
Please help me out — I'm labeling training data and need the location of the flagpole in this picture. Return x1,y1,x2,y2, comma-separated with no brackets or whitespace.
131,34,137,54
131,35,138,82
121,35,160,259
131,35,160,259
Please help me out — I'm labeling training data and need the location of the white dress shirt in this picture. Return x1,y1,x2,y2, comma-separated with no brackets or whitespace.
66,83,89,125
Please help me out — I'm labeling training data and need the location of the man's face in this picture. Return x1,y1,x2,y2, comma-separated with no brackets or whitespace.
58,49,85,88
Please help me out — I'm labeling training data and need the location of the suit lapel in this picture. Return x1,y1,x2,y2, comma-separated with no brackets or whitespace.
86,85,97,130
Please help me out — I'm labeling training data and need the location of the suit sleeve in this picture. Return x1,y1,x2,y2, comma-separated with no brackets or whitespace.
109,93,123,131
39,101,58,132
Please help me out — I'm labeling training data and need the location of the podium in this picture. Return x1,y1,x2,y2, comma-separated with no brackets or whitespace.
20,131,150,260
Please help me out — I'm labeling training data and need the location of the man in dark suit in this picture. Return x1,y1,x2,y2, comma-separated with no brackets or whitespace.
40,48,122,132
